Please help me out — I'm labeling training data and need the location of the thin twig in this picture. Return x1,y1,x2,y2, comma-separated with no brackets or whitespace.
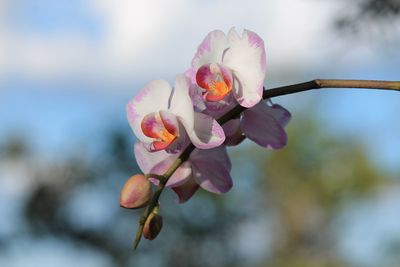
133,79,400,249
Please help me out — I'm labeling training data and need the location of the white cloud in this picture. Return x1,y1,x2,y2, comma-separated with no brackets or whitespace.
0,0,341,86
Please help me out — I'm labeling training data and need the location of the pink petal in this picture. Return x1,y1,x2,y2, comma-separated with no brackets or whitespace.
127,80,172,144
190,146,232,194
172,177,199,204
242,101,288,149
184,67,197,85
223,28,266,108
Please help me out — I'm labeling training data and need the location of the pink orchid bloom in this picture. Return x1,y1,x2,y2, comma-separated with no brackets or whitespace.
187,28,291,150
127,74,225,152
134,142,232,203
186,28,266,108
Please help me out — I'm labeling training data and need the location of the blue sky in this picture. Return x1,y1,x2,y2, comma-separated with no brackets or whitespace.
8,0,101,38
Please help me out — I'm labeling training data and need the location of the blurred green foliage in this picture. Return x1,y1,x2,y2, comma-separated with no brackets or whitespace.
253,116,389,266
334,0,400,40
0,113,396,267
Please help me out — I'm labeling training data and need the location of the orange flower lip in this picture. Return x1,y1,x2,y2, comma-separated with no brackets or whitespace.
141,111,178,151
206,80,231,101
196,63,233,101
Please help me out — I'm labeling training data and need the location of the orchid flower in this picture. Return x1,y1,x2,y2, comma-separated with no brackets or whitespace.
134,141,232,203
187,28,291,149
127,74,225,152
186,27,266,108
123,28,296,247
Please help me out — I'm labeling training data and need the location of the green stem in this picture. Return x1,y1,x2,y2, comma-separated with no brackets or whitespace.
133,79,400,249
133,144,195,249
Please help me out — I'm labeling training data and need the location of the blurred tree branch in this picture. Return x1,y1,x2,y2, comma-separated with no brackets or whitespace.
334,0,400,35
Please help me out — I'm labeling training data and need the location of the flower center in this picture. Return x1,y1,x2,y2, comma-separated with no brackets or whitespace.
141,111,178,151
196,63,233,101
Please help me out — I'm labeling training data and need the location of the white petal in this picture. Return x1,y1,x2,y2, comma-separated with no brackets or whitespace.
223,28,266,108
181,112,224,149
169,74,225,149
127,80,172,143
191,30,228,70
169,74,195,130
134,142,170,173
134,142,192,187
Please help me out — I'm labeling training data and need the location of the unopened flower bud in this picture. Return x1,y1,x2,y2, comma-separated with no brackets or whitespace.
143,212,163,240
120,174,152,209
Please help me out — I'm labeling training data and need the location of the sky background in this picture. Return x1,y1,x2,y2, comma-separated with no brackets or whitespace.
0,0,399,266
1,0,399,169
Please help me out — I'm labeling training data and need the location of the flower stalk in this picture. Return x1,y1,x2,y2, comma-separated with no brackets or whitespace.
133,78,400,249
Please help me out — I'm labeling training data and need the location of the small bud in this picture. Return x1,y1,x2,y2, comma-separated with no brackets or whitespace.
120,174,152,209
143,212,163,240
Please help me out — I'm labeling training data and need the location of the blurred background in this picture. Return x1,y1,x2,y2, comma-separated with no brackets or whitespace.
0,0,399,266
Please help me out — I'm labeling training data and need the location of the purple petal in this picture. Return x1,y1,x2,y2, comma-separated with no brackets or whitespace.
172,177,199,204
224,131,246,146
223,119,245,146
190,147,232,194
242,101,288,149
223,118,241,136
268,103,291,127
